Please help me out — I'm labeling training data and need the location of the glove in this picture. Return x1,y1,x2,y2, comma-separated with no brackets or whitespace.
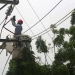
11,15,16,21
13,16,16,21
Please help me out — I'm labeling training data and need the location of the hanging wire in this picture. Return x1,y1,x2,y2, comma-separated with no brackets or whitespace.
0,18,6,25
0,18,7,39
0,4,15,39
0,18,7,55
15,6,34,35
31,8,74,39
0,4,8,10
46,53,53,62
23,8,73,35
0,49,4,54
26,0,53,39
22,0,62,34
32,15,71,40
2,54,11,75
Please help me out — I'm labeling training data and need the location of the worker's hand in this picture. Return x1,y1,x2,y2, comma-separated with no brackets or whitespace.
11,15,16,21
13,16,16,21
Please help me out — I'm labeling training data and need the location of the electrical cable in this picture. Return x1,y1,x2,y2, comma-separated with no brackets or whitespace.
32,15,71,40
4,27,15,34
0,4,8,10
22,0,62,34
1,18,14,35
2,54,11,75
0,18,7,39
0,18,6,54
30,8,74,39
0,18,6,25
44,53,48,65
55,10,74,25
0,4,15,39
46,53,53,62
27,0,53,40
0,18,14,56
0,49,4,54
15,6,34,35
56,15,71,27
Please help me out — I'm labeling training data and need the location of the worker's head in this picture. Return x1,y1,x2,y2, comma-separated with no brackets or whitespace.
17,19,23,25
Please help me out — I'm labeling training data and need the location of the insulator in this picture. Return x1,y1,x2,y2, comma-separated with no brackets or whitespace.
5,5,14,16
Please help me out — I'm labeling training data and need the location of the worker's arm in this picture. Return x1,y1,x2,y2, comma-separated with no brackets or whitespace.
11,20,18,27
11,15,17,27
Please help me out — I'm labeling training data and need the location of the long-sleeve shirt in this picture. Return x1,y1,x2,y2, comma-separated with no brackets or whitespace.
11,21,22,35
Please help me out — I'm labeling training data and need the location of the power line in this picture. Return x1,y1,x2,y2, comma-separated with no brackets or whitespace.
15,6,34,35
56,15,71,27
0,49,4,54
0,18,7,54
0,4,15,39
31,8,74,39
32,14,71,40
26,0,52,40
46,53,53,62
22,0,62,34
2,54,11,75
0,18,6,25
0,18,7,39
55,9,74,25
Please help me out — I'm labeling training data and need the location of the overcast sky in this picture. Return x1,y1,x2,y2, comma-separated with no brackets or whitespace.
0,0,75,75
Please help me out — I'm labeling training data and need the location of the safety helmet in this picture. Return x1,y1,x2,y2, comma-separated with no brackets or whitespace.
17,19,23,24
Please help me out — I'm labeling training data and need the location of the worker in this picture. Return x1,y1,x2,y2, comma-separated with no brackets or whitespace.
11,16,23,35
11,16,23,47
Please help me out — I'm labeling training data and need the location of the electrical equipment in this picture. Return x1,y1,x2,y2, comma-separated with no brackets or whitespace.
0,0,19,5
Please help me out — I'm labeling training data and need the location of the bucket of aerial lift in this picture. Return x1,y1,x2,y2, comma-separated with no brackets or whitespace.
0,0,19,5
5,34,31,59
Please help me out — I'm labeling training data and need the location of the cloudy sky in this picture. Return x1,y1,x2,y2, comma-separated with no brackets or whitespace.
0,0,75,75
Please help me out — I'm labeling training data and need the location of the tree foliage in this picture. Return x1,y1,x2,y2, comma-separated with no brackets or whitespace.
6,46,50,75
71,9,75,25
50,9,75,75
35,36,48,53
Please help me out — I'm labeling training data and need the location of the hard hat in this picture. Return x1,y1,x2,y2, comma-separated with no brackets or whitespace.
17,19,23,24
